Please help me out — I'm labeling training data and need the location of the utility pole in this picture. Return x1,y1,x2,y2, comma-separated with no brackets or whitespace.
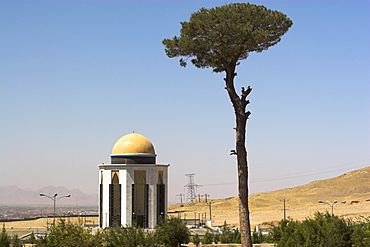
280,199,288,220
176,193,184,205
204,194,209,203
207,202,213,220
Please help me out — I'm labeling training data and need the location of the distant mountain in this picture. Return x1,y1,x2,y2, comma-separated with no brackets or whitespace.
0,186,98,206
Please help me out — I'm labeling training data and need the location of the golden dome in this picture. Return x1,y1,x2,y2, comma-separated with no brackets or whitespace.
111,133,155,155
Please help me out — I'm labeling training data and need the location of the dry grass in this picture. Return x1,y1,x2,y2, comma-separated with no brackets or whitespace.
2,216,98,237
169,166,370,228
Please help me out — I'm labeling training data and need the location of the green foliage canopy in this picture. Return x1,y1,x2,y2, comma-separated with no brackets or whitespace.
163,2,293,73
351,216,370,247
0,225,10,247
10,234,22,247
104,225,154,247
220,221,233,243
154,217,190,247
192,233,201,247
36,219,104,247
270,212,370,247
202,230,214,244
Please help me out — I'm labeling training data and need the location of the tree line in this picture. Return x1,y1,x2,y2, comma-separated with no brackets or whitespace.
271,212,370,247
0,217,190,247
1,212,369,246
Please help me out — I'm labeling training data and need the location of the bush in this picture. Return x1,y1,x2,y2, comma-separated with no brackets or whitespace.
0,225,10,247
232,228,241,244
11,234,22,247
252,227,263,244
103,225,155,247
36,219,104,247
202,230,214,244
219,221,233,243
154,217,190,247
192,233,200,247
270,211,365,247
351,216,370,247
213,232,220,244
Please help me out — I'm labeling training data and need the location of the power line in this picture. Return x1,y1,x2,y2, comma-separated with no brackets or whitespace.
250,162,370,183
198,162,369,187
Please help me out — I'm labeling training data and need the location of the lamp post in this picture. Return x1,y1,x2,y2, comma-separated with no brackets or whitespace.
39,193,71,222
318,200,346,215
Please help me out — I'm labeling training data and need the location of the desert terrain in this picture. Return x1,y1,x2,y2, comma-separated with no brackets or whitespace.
169,166,370,228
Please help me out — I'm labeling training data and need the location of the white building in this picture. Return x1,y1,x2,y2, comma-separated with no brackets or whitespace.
98,133,169,228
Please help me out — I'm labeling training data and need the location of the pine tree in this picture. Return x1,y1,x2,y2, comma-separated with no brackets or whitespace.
163,4,292,246
202,230,214,244
192,233,200,247
0,225,10,247
11,234,22,247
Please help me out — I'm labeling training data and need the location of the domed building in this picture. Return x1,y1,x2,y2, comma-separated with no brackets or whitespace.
98,133,169,228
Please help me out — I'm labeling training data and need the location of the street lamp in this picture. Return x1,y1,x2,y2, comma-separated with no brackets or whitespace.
318,200,346,215
39,193,71,221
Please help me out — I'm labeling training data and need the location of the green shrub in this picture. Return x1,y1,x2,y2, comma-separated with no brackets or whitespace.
202,230,214,244
351,216,370,247
35,219,104,247
252,227,263,244
213,232,220,244
103,225,154,247
270,211,362,247
154,217,190,247
11,234,22,247
0,225,10,247
192,233,200,247
232,228,241,243
220,221,233,243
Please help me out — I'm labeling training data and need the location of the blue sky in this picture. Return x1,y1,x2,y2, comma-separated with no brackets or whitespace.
1,1,369,204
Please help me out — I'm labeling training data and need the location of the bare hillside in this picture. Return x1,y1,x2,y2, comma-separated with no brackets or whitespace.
169,166,370,227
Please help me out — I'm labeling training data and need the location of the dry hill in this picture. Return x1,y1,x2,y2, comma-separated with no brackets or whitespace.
169,166,370,228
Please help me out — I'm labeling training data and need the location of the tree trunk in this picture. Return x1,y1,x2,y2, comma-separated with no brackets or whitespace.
236,117,252,247
224,67,252,247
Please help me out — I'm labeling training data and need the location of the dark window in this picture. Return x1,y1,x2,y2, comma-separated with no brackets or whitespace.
157,184,166,224
99,184,103,228
109,172,121,227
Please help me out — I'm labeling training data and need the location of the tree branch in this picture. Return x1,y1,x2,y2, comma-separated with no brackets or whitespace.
241,86,252,101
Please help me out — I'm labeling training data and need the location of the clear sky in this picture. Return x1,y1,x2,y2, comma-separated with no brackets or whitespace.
1,1,369,205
